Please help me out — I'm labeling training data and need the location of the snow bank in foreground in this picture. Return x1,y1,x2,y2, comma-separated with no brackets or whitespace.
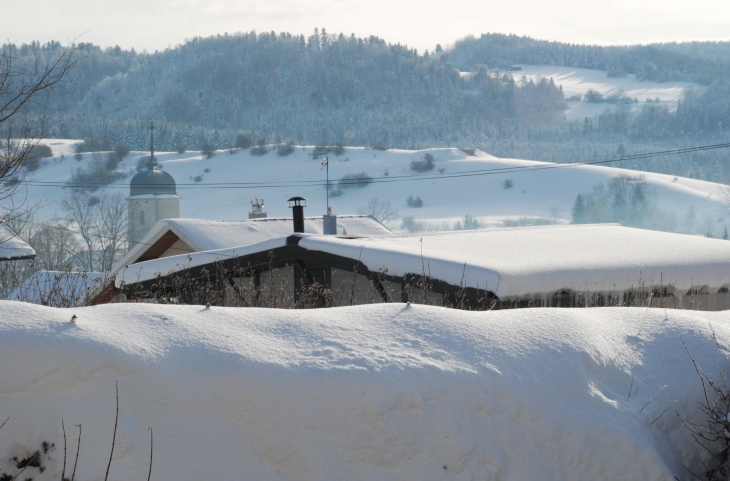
0,301,725,480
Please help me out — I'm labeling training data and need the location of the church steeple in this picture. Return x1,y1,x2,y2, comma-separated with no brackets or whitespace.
127,122,180,249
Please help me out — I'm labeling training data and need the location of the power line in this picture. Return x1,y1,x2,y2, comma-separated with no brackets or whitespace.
9,140,730,268
20,141,730,191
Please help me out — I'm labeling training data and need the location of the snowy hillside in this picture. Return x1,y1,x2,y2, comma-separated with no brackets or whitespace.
499,65,701,121
0,301,726,480
22,142,729,236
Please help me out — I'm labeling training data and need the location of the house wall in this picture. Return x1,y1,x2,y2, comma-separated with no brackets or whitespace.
224,276,257,307
259,266,295,307
406,286,444,306
331,271,377,304
160,239,195,258
127,196,180,248
498,288,730,311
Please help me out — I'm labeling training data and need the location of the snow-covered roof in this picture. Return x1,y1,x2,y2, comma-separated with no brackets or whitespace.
299,224,730,297
0,221,35,261
115,237,288,287
112,215,392,273
162,216,391,251
117,224,730,298
8,270,106,307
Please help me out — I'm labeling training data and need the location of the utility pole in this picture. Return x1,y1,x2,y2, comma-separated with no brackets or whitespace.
322,155,329,212
303,154,330,213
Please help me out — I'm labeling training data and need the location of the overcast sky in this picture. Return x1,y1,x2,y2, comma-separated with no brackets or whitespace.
4,0,730,52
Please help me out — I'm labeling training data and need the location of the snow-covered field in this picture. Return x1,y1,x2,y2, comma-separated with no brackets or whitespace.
0,301,725,480
500,65,702,121
20,143,730,236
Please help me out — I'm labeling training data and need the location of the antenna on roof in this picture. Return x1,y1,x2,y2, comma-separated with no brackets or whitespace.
249,198,267,219
303,154,329,213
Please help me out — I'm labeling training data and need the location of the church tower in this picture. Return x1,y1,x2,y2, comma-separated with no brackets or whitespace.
127,122,180,248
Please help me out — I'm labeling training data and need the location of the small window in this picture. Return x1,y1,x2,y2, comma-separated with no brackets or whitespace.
139,210,145,226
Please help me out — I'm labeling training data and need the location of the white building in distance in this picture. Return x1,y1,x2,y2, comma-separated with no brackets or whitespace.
127,123,180,248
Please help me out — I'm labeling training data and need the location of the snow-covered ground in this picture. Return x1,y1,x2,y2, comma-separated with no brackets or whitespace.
0,301,725,480
19,144,730,237
500,65,702,121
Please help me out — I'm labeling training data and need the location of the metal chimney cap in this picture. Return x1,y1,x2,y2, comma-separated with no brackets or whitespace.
287,196,307,207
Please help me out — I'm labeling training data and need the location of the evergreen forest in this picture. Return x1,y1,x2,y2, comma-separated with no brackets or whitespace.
6,31,730,183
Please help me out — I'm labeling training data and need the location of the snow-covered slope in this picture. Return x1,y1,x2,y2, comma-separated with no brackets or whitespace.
19,143,729,236
0,301,725,480
501,64,702,121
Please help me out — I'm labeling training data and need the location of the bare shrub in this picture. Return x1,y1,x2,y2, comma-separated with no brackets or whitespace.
10,268,102,307
250,139,268,156
277,141,295,156
28,224,80,271
338,172,372,189
113,144,130,160
607,68,627,78
62,190,127,271
454,215,483,230
105,152,119,171
406,195,423,207
68,154,125,191
502,217,554,227
235,133,252,149
295,282,334,308
74,136,112,153
24,144,53,171
584,89,604,103
200,142,216,158
411,153,435,173
136,155,156,171
358,198,399,228
401,215,424,233
676,340,730,480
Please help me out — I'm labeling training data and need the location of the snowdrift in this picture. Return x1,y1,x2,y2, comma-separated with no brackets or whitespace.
0,301,726,480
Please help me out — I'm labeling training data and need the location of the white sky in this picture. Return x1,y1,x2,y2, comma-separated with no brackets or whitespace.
3,0,730,52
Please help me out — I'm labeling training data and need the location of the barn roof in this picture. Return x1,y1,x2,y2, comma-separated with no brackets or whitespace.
116,224,730,298
112,215,392,273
